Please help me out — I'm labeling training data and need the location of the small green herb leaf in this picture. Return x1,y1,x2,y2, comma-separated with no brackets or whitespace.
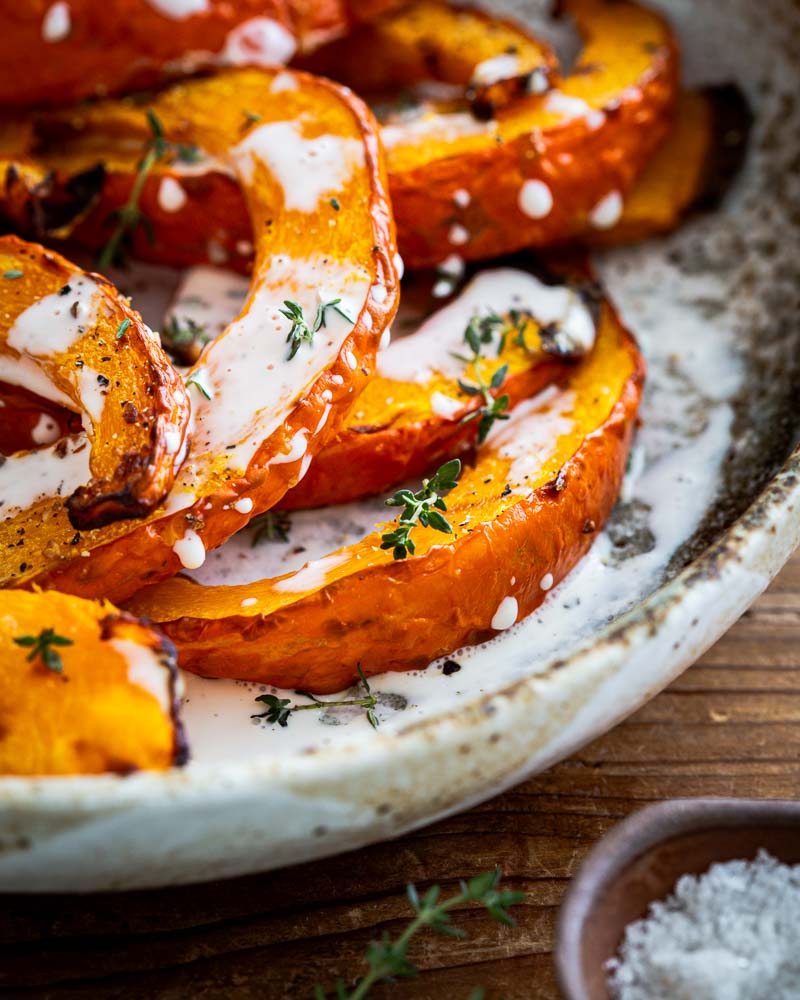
3,270,23,280
115,318,131,340
330,196,340,211
185,369,212,400
381,459,461,560
252,663,381,729
13,628,73,673
249,510,291,546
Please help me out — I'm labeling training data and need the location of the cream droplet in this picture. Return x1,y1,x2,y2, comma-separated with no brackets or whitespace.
519,179,553,220
491,596,518,631
588,190,623,230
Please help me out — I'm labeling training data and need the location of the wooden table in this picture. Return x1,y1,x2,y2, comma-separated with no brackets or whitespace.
3,550,799,1000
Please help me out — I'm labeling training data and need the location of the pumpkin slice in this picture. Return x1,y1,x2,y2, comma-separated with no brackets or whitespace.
299,0,558,117
0,383,78,456
1,68,397,604
0,0,676,270
0,236,191,531
587,86,753,246
0,589,184,775
0,0,403,108
128,291,644,693
282,258,599,509
382,0,679,267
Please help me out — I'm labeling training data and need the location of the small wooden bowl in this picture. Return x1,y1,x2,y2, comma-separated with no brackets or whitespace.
555,798,800,1000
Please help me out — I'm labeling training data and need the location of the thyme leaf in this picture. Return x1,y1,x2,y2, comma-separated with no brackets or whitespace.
381,459,461,560
115,318,131,340
455,311,515,444
161,315,211,364
281,297,353,361
249,509,291,546
13,628,73,673
96,110,200,270
318,866,524,998
252,665,379,729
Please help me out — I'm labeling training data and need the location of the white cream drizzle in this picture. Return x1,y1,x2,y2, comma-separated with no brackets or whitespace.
144,0,208,18
220,17,297,67
157,176,187,213
381,112,498,150
41,2,71,42
518,178,554,219
589,190,624,230
183,254,368,475
0,436,90,521
429,391,464,420
31,414,60,446
491,596,519,631
471,53,521,86
165,266,249,344
544,90,606,130
272,552,350,594
231,120,364,213
377,268,597,384
7,276,101,356
109,638,173,714
173,529,206,569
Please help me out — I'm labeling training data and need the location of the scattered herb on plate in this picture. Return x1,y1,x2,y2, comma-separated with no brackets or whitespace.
253,665,379,729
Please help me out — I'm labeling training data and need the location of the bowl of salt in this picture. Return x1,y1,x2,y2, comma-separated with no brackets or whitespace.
555,798,800,999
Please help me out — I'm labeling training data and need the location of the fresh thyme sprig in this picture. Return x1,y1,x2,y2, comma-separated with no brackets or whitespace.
185,368,212,400
96,109,201,269
280,298,353,361
252,665,379,729
13,628,73,673
314,867,525,999
453,311,514,444
161,315,211,364
381,459,461,560
249,509,291,546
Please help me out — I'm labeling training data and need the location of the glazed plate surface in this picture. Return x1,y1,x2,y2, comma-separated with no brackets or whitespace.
1,0,799,891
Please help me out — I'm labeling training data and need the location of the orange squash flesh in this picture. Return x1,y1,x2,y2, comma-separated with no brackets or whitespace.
0,0,403,108
0,0,676,271
1,68,397,604
0,236,191,532
281,259,596,510
299,0,558,117
0,590,184,775
0,383,79,456
383,0,679,267
128,296,645,694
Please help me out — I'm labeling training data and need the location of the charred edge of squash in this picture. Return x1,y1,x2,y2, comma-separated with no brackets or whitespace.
3,162,106,237
98,611,189,769
693,84,753,212
467,64,558,122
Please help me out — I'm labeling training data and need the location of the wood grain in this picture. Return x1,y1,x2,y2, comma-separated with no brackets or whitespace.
2,550,799,1000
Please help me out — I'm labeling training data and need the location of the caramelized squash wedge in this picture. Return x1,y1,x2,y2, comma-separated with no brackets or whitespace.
128,293,645,693
382,0,679,267
588,86,753,246
1,69,397,604
0,590,184,775
0,0,676,270
0,383,78,456
0,0,402,108
300,0,558,118
0,236,191,531
282,258,599,509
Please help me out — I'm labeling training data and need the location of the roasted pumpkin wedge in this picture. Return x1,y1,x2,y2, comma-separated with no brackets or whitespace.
0,0,676,270
299,0,558,117
0,383,78,456
0,236,191,531
0,0,403,108
0,589,184,775
1,68,397,604
587,86,753,246
128,292,645,693
282,259,599,509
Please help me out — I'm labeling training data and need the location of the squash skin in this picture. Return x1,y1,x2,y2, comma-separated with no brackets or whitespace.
5,69,397,605
298,0,559,118
280,261,596,510
0,590,185,775
128,297,645,694
0,235,191,533
0,1,402,108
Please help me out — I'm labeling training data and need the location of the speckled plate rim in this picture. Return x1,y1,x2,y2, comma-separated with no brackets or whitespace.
0,439,797,890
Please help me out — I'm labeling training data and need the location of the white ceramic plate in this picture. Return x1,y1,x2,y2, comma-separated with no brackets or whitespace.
1,0,799,891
